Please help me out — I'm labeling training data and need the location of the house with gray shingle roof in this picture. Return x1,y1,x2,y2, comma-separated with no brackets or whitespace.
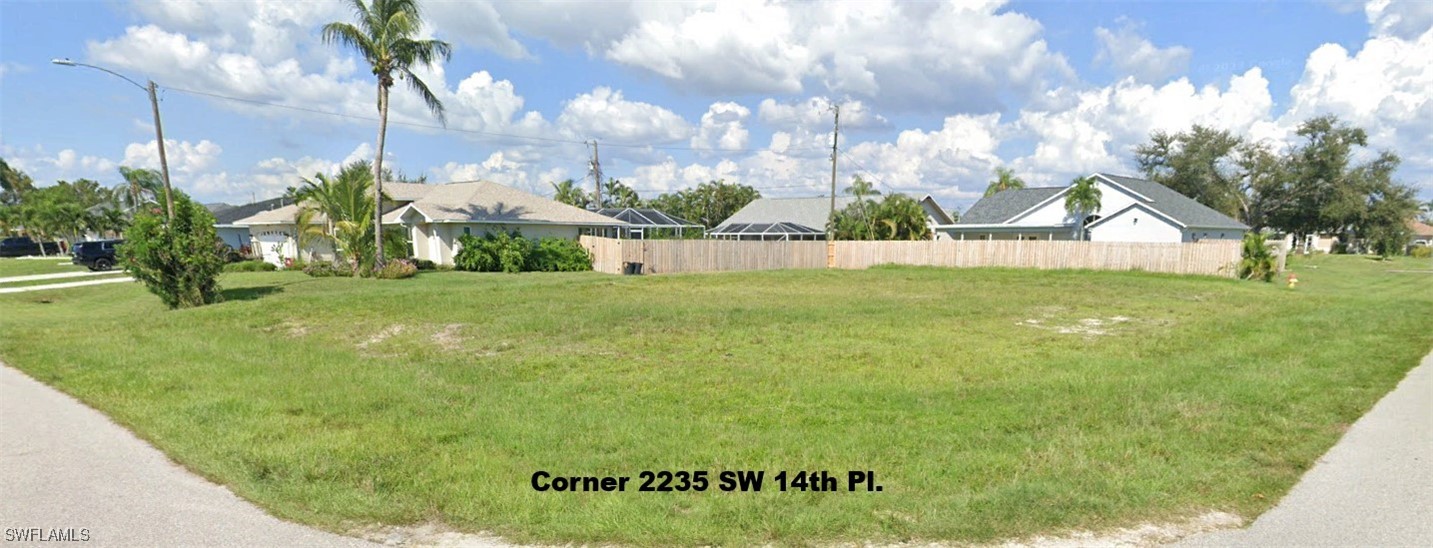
934,173,1248,243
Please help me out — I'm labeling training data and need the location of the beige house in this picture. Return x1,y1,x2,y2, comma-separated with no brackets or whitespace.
233,180,624,266
381,181,626,265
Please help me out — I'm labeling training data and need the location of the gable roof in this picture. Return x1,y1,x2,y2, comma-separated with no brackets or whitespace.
597,208,702,227
382,181,625,226
955,187,1064,224
212,197,290,225
231,203,327,226
716,196,859,232
952,175,1248,230
1095,174,1248,230
920,195,955,224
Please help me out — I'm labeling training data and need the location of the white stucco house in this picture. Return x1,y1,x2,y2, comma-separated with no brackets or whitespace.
232,180,625,266
381,181,625,265
935,173,1248,243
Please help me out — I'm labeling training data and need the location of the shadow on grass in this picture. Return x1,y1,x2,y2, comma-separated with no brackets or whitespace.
221,285,284,302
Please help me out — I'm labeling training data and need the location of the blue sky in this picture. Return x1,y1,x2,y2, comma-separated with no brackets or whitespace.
2,0,1430,213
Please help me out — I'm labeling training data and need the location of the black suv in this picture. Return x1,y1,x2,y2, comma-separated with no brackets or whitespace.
72,239,123,271
0,236,62,257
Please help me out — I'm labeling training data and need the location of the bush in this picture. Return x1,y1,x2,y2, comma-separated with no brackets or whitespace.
302,262,350,278
120,193,225,309
1411,245,1432,259
374,259,418,279
413,259,437,270
531,237,593,272
454,231,592,273
1239,232,1276,282
223,260,276,272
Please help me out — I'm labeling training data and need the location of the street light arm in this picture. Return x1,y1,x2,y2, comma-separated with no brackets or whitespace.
50,58,149,91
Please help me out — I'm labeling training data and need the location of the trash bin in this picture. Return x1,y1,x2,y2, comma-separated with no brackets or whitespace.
622,262,644,275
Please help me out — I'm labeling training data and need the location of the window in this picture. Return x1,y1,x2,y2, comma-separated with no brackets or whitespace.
463,226,471,235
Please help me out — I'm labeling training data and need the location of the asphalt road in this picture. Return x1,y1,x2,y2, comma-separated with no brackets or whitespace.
0,364,374,547
1176,350,1433,547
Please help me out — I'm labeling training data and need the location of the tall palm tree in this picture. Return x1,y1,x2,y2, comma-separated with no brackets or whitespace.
116,166,163,215
1064,176,1103,241
984,167,1026,197
323,0,451,266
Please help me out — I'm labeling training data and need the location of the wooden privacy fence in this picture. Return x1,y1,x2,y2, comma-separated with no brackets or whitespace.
580,236,1242,278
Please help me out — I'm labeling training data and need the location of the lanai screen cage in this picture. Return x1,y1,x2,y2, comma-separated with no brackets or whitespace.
595,208,705,239
706,222,826,241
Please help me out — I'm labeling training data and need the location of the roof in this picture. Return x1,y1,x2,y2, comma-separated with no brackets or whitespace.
707,222,826,237
597,208,702,227
1096,173,1249,230
1409,220,1433,237
383,181,626,226
920,195,955,224
951,174,1248,230
212,197,290,225
381,182,434,202
716,196,859,232
956,187,1064,224
232,203,328,226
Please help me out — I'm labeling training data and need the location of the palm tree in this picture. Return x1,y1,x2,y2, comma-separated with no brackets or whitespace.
551,179,592,208
1064,176,1102,241
116,167,163,215
291,207,328,264
323,0,451,266
297,163,384,272
984,167,1026,197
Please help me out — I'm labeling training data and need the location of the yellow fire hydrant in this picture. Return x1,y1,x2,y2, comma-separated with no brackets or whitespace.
1287,272,1299,289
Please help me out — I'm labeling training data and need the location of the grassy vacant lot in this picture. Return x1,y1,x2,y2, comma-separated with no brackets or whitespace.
0,257,85,277
1,255,1429,545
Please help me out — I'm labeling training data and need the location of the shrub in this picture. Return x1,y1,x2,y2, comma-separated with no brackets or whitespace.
454,231,592,273
1411,245,1432,259
120,193,225,309
223,260,276,272
531,237,593,272
413,259,437,270
374,259,418,279
1239,232,1276,282
302,262,350,278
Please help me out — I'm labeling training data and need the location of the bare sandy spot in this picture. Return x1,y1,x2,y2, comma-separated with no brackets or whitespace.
431,324,465,351
994,511,1242,548
349,522,513,547
1019,316,1133,337
262,319,308,337
359,324,405,349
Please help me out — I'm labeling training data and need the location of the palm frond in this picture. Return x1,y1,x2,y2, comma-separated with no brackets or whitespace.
322,22,378,65
399,67,447,126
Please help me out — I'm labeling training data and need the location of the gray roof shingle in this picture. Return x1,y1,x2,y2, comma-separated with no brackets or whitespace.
383,181,625,226
955,187,1063,224
1096,174,1249,230
716,196,859,232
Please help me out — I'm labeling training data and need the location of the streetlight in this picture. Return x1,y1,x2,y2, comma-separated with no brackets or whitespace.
51,58,174,220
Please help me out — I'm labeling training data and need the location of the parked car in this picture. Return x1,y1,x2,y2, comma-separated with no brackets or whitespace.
0,236,63,257
72,239,124,271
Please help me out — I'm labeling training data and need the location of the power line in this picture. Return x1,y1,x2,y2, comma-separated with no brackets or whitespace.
162,85,829,154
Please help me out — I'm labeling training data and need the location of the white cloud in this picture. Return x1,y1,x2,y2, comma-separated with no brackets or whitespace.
845,114,1005,195
556,87,692,144
430,152,570,194
122,138,223,175
691,102,751,152
1365,0,1433,40
1094,19,1193,83
756,97,888,131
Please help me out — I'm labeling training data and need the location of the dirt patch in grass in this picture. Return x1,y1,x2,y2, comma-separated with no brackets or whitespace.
993,511,1243,548
431,324,465,351
349,522,512,547
360,324,405,349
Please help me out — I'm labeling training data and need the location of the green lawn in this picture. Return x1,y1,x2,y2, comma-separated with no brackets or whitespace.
1,255,1429,545
0,256,85,277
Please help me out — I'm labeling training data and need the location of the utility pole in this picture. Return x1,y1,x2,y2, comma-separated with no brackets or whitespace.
148,81,175,220
588,140,603,210
828,103,840,234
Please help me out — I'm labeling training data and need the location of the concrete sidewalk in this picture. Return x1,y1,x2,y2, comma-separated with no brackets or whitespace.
0,364,373,547
1176,350,1433,547
0,270,124,284
0,276,134,294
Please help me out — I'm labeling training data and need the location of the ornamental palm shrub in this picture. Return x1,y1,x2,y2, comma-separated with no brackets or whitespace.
120,193,225,308
1239,232,1276,282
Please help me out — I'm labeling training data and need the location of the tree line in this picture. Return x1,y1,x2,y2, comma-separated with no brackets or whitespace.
0,159,168,253
550,177,763,231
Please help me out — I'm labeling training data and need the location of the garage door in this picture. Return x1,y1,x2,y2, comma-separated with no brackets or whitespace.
254,231,291,266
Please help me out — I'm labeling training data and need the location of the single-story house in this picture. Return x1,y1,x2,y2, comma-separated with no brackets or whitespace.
708,196,858,240
231,203,340,265
1409,220,1433,249
935,173,1248,243
210,197,289,251
382,181,626,265
596,208,704,239
921,195,956,240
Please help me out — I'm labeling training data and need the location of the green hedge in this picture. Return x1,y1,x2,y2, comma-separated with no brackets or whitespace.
223,260,277,272
454,232,592,273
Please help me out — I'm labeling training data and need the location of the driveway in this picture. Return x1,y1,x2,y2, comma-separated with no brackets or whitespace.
1175,350,1433,546
0,363,373,547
